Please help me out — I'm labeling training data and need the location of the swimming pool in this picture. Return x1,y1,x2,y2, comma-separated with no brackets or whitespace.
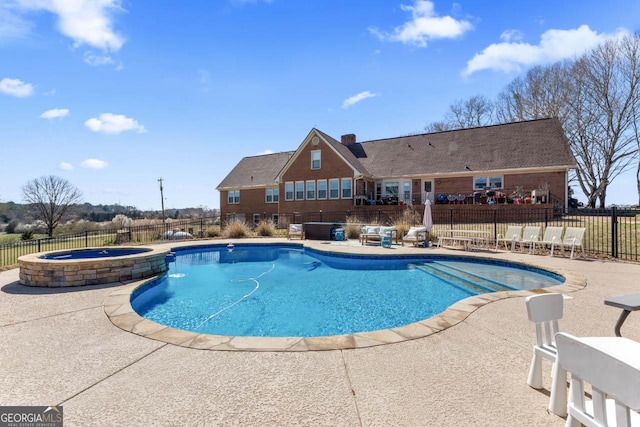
131,244,564,338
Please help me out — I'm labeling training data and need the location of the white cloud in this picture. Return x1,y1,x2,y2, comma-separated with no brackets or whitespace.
59,162,73,170
40,108,69,119
84,113,146,134
81,158,108,169
0,77,34,97
342,91,379,109
256,149,274,155
500,29,523,43
13,0,125,51
464,25,628,75
370,0,472,47
0,4,32,39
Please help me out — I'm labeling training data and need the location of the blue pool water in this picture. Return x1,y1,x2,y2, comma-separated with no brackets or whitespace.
41,247,151,260
131,244,564,337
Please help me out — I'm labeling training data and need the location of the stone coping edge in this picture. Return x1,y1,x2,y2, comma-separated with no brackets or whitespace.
104,242,586,352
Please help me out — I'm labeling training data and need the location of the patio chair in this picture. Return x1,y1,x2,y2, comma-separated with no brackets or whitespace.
526,293,564,392
401,226,428,247
515,226,541,252
287,223,304,240
531,226,564,255
555,332,640,426
495,225,522,251
559,227,586,259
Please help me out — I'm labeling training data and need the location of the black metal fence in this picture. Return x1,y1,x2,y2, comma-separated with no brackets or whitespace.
0,217,220,268
1,207,638,268
276,206,639,261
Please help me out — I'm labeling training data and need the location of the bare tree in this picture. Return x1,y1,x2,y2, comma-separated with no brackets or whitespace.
572,35,640,207
22,176,83,237
425,95,495,132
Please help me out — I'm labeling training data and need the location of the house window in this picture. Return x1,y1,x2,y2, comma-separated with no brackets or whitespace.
226,213,245,223
341,178,352,199
329,179,340,199
253,214,260,225
403,182,411,203
474,176,503,190
306,180,316,200
228,190,240,204
317,180,327,199
311,150,321,170
265,187,279,203
285,182,294,201
384,182,399,197
272,214,279,226
295,181,304,200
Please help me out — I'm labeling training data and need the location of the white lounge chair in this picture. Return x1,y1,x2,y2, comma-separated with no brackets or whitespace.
287,223,304,240
555,332,640,426
559,227,586,259
516,226,541,252
495,225,522,251
401,226,428,247
531,226,564,255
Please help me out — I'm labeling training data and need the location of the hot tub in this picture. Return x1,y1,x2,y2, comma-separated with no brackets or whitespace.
18,246,170,287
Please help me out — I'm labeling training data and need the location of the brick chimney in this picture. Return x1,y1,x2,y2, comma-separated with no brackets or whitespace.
341,134,356,145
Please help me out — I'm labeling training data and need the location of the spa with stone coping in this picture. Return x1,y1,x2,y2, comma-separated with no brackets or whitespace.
18,246,170,287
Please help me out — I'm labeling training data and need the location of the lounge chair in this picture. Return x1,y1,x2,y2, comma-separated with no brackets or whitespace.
495,225,522,251
401,226,428,247
531,226,564,255
555,332,640,425
515,226,541,252
287,223,304,240
558,227,586,259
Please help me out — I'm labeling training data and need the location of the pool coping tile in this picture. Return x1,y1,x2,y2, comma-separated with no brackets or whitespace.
103,241,587,352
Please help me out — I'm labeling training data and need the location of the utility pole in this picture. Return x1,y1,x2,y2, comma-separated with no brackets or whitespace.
158,177,165,227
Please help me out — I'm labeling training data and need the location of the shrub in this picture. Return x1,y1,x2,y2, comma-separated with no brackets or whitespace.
224,220,251,238
21,231,34,240
5,220,18,234
112,214,133,229
344,215,365,240
205,226,221,238
256,219,275,237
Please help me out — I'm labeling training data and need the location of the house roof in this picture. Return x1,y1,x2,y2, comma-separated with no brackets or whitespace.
217,151,294,189
353,118,576,178
216,118,576,189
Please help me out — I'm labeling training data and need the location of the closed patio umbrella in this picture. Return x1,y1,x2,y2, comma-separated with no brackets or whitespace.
423,199,433,233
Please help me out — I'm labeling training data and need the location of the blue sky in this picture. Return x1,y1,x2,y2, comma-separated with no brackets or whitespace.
1,0,638,210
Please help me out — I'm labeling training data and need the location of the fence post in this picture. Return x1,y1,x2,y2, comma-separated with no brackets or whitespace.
544,208,548,228
377,210,381,223
450,209,453,229
612,206,618,258
320,210,323,222
37,239,41,253
493,209,497,241
85,231,88,247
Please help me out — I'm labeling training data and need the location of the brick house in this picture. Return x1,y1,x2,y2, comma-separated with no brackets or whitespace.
217,118,577,225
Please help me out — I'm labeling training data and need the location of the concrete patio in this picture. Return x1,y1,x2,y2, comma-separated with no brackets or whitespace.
1,239,639,426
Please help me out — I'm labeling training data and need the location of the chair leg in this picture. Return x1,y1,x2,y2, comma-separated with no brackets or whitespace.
527,352,543,389
549,362,568,417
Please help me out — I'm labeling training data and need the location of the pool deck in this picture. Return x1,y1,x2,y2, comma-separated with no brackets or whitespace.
2,238,640,426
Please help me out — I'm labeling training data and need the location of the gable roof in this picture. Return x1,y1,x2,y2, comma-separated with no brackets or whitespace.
217,118,576,190
352,118,576,178
217,151,294,189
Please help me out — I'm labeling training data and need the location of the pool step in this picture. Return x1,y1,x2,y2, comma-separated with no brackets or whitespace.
414,261,515,294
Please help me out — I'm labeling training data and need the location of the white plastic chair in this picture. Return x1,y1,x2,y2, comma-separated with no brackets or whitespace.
559,227,586,259
556,333,640,427
531,226,564,255
495,225,522,251
526,293,564,390
516,226,541,252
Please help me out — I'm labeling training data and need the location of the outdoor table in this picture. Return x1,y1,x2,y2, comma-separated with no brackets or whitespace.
604,293,640,337
549,336,640,417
